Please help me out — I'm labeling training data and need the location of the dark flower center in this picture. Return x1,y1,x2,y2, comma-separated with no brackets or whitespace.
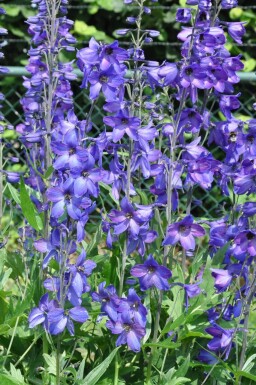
124,323,131,332
121,118,129,124
199,11,207,21
147,265,156,274
65,194,71,202
69,148,76,155
246,232,255,240
247,135,254,144
102,298,109,303
229,132,237,142
105,47,113,55
185,67,193,76
132,301,139,310
125,213,133,219
100,75,108,83
179,225,189,233
82,171,89,178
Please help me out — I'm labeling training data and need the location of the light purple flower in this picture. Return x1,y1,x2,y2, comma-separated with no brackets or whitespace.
163,215,205,250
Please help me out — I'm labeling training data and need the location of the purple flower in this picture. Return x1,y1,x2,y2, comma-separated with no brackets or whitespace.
28,293,59,330
232,231,256,259
52,129,90,170
131,254,172,291
205,323,235,360
48,306,89,335
47,179,90,219
106,312,146,352
117,288,147,326
103,109,140,142
227,22,246,45
221,0,238,9
108,197,153,237
92,282,120,321
163,215,205,250
88,65,125,101
198,350,218,365
176,8,192,23
211,269,233,292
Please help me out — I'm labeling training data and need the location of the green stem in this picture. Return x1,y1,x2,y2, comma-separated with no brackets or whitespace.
114,354,120,385
0,137,3,230
3,317,20,367
56,336,61,385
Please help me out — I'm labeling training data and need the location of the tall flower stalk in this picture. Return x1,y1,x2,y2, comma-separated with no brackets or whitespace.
15,0,256,383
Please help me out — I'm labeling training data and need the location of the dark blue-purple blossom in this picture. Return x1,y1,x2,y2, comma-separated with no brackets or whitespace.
117,288,147,326
131,254,172,291
92,282,120,321
108,197,153,237
205,323,235,360
106,312,146,352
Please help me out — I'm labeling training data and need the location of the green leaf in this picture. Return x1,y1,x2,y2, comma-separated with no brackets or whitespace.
20,178,43,231
2,5,20,16
44,165,54,179
212,243,230,266
7,183,20,205
79,347,119,385
43,353,57,375
242,353,256,372
236,371,256,382
86,224,102,254
0,373,28,385
0,324,11,335
144,341,181,350
77,358,86,380
74,20,110,42
175,354,190,378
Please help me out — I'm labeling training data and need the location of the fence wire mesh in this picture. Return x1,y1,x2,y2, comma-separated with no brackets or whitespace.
1,72,256,219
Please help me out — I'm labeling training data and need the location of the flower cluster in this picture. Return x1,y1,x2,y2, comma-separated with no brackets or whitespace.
17,0,254,367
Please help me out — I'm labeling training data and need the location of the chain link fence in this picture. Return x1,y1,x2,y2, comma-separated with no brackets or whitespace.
1,70,256,219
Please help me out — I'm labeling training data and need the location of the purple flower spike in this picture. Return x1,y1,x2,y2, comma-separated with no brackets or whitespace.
131,254,172,291
163,215,205,250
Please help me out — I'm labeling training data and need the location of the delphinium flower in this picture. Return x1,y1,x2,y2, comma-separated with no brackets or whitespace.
75,0,251,370
131,254,172,291
22,0,101,341
163,215,205,251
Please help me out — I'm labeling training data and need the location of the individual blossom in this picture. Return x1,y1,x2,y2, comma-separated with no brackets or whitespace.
106,312,146,352
163,215,205,250
47,306,89,335
176,8,192,23
131,254,172,291
103,109,140,142
117,288,148,326
205,323,235,360
232,230,256,259
91,282,120,321
108,197,153,237
28,293,59,330
227,22,246,45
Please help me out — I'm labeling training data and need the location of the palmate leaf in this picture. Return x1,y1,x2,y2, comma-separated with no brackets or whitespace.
78,347,119,385
0,373,28,385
